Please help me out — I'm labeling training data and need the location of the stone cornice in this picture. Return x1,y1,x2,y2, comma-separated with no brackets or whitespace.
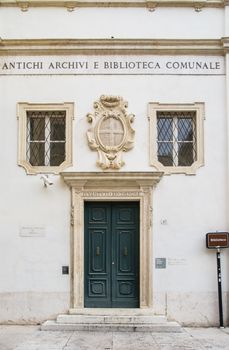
0,38,225,55
60,171,163,188
0,0,227,10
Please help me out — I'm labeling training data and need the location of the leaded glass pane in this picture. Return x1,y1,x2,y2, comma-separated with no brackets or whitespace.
157,142,173,166
50,116,65,141
177,117,194,141
178,142,195,166
29,116,45,141
50,143,65,166
29,143,45,166
157,116,173,141
26,111,66,166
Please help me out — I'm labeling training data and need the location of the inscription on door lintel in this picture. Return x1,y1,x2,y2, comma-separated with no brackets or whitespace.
83,191,142,197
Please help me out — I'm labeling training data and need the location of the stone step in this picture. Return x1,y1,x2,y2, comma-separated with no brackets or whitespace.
41,320,182,333
56,314,167,324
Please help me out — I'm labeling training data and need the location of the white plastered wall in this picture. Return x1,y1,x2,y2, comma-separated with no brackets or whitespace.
0,7,225,39
0,6,228,325
0,72,228,324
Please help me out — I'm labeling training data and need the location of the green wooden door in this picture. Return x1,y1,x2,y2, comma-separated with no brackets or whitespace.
84,202,139,308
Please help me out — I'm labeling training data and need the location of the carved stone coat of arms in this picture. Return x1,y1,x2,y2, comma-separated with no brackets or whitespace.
86,95,135,170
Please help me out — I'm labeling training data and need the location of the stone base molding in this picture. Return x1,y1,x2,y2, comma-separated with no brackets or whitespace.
60,171,163,310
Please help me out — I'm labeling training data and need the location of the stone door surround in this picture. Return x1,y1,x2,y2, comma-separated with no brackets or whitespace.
61,172,163,312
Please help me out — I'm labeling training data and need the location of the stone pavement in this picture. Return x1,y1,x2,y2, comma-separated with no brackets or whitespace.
0,325,229,350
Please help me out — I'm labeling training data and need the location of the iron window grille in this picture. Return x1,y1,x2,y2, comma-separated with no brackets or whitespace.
157,111,197,167
26,111,66,167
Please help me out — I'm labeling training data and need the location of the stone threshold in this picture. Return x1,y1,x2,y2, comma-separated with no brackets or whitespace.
69,308,159,316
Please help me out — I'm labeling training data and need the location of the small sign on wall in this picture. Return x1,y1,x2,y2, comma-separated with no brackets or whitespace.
19,226,46,237
206,232,229,249
155,258,166,269
168,258,188,266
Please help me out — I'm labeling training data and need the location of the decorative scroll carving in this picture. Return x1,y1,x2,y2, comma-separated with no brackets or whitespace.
146,1,157,11
194,3,204,11
66,2,76,11
18,2,29,11
87,95,135,170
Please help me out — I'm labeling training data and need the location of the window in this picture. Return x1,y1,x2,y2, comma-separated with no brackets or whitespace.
27,111,66,167
157,111,196,167
148,103,204,174
17,103,74,174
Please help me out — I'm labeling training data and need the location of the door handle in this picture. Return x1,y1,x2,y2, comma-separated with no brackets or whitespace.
96,246,100,256
123,247,128,256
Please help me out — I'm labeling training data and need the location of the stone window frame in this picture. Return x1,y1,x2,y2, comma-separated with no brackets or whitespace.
17,102,74,174
148,102,205,175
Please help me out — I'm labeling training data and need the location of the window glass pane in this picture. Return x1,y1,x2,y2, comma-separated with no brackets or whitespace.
178,118,194,141
157,116,173,141
178,142,195,166
29,143,45,166
158,142,173,166
50,143,65,166
29,116,45,141
50,113,66,141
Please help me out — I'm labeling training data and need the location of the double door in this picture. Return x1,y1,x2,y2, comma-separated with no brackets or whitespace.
84,202,139,308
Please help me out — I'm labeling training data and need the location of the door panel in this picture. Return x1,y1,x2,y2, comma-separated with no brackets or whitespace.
85,203,111,307
90,228,106,273
111,203,139,307
84,202,139,308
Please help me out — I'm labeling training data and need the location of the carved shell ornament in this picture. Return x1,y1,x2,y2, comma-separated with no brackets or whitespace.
87,95,135,170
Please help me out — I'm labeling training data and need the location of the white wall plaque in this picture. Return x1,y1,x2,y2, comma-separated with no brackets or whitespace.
19,226,46,237
168,258,188,266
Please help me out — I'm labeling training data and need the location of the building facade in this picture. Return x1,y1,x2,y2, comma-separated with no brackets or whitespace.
0,0,229,326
